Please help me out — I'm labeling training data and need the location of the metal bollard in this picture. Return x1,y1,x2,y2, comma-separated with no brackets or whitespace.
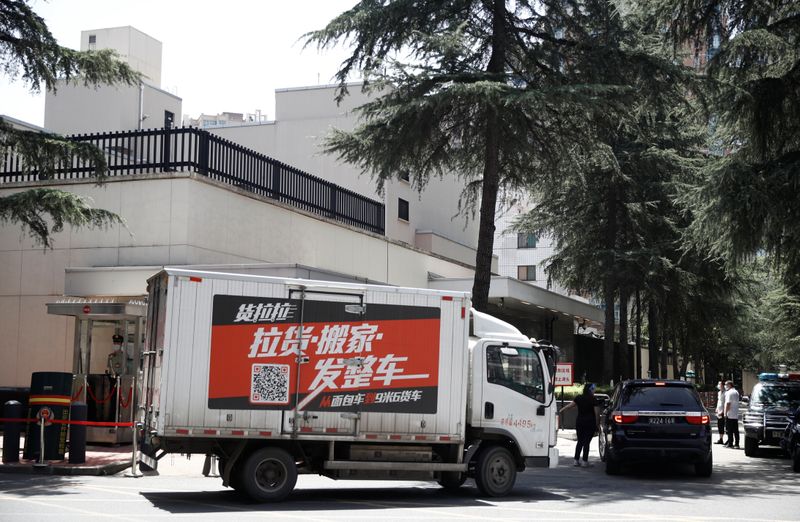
2,400,22,463
34,417,47,467
127,422,141,478
68,402,87,464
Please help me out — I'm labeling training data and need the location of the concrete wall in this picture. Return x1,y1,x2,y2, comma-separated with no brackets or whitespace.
44,83,181,135
0,173,476,387
81,26,163,87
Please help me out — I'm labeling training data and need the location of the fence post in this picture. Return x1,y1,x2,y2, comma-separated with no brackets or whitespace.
198,130,209,176
271,165,281,200
329,185,338,219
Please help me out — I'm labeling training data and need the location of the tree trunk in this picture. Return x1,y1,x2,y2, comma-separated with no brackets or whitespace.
635,289,642,379
660,318,669,378
470,0,506,312
647,300,659,378
602,181,618,384
618,287,629,380
679,330,689,378
603,283,616,384
671,332,680,379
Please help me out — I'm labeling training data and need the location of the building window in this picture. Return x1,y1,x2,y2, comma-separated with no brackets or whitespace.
517,265,536,281
399,171,410,183
398,198,409,221
517,233,537,249
88,35,96,44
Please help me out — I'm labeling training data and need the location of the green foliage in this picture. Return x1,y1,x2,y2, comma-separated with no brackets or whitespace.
0,0,140,92
308,0,660,310
644,0,800,293
0,0,140,246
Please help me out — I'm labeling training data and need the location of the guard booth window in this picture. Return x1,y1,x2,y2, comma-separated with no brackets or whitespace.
486,345,545,402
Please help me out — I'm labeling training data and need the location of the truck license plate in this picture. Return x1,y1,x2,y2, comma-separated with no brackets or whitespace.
648,417,675,424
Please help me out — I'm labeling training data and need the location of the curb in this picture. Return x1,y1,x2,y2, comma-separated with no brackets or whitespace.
0,461,131,476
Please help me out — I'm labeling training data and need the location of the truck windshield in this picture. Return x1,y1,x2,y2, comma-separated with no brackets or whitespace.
486,346,545,402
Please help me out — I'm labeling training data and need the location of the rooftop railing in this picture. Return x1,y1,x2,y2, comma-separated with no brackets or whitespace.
0,126,385,235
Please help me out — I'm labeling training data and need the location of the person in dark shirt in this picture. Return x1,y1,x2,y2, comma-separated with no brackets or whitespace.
560,383,598,467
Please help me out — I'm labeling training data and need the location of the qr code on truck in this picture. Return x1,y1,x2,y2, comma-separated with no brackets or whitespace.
250,364,290,404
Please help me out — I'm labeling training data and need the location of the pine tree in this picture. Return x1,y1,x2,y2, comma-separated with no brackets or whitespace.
306,0,631,311
0,0,140,246
646,0,800,295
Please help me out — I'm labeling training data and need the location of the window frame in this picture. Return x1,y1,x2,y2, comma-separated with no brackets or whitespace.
398,198,409,222
485,345,546,403
517,232,538,249
517,265,536,281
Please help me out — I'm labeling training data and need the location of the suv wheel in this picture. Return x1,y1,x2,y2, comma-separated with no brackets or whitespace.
695,452,713,477
744,437,759,457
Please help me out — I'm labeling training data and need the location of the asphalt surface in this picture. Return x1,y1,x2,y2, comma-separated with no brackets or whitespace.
0,434,798,521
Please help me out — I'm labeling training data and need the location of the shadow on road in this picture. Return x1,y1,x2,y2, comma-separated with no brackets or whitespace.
141,484,570,514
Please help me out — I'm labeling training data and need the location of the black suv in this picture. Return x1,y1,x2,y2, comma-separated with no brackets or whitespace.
598,380,712,476
743,374,800,457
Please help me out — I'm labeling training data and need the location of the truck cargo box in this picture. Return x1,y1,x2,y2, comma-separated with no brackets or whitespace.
142,268,471,443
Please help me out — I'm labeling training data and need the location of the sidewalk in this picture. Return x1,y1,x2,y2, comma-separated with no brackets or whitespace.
0,435,133,476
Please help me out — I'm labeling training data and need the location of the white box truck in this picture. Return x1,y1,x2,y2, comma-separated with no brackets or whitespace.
138,268,560,501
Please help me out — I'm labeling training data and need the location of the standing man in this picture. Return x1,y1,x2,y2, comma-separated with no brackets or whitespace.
715,381,726,444
724,380,740,448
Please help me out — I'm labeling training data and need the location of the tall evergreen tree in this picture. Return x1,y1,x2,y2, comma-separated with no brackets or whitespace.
0,0,139,246
646,0,800,295
306,0,630,310
514,0,707,382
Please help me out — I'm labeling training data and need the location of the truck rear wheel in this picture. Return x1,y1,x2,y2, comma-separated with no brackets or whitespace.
240,447,297,502
475,446,516,497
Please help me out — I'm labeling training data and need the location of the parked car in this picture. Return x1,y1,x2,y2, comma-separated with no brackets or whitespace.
780,407,800,472
743,373,800,457
598,380,712,477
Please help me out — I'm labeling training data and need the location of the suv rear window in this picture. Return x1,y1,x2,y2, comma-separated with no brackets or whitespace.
620,385,702,410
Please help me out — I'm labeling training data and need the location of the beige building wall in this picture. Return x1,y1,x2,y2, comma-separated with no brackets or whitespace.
211,84,481,255
0,173,476,387
44,83,181,135
81,26,163,87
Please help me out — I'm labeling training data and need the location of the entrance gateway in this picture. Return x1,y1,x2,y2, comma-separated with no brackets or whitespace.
46,297,145,444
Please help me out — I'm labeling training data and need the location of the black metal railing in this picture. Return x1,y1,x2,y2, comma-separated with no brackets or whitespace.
0,127,385,235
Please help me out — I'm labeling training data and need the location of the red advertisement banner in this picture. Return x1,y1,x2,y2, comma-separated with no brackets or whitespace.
208,296,441,413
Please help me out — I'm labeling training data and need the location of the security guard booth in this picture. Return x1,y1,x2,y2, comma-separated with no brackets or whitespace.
47,297,145,444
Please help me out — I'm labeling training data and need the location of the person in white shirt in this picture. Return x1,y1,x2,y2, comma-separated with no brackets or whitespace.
714,381,726,444
724,380,740,448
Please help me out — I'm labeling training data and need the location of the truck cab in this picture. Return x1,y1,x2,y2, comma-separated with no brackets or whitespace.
465,310,559,492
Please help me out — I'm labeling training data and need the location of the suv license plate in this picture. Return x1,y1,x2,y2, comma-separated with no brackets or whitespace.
648,417,675,424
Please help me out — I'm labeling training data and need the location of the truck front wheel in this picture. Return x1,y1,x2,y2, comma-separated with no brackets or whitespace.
475,446,516,497
240,447,297,502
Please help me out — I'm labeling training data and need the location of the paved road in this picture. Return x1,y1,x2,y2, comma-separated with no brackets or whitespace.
1,435,798,521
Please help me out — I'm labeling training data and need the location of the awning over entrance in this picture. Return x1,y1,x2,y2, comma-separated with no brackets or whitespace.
428,276,604,328
46,297,147,320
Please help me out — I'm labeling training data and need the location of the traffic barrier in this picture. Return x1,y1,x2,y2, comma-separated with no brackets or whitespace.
2,401,23,463
68,402,88,464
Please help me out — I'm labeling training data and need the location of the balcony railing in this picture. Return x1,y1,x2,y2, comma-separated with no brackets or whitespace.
0,126,385,235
